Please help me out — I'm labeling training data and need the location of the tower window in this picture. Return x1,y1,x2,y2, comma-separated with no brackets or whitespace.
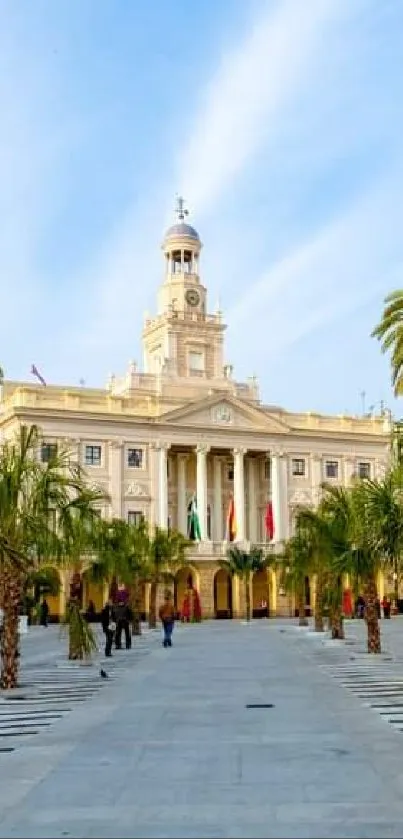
184,250,192,273
189,351,204,372
172,250,182,273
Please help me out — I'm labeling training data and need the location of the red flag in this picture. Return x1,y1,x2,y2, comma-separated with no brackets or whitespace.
265,502,274,540
31,364,47,386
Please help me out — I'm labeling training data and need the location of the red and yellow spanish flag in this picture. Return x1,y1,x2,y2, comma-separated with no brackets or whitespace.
226,495,237,542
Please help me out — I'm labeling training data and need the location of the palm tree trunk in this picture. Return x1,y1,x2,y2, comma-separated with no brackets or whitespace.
0,569,22,689
364,575,381,654
314,573,325,632
68,599,84,660
245,574,251,621
297,583,308,626
148,581,157,629
130,581,142,636
331,605,345,639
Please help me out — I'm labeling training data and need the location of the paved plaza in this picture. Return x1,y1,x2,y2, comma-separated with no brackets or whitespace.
2,620,403,837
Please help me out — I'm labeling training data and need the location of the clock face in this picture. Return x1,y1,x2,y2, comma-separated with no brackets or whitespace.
185,288,200,307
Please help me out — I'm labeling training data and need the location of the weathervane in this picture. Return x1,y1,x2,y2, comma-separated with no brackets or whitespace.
175,194,189,221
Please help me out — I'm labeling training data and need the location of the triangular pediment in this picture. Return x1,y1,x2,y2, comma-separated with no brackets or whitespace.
159,393,290,433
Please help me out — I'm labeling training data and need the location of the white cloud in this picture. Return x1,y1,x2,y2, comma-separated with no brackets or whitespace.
226,164,403,371
178,0,356,213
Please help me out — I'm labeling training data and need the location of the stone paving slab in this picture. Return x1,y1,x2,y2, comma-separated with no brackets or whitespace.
1,620,403,837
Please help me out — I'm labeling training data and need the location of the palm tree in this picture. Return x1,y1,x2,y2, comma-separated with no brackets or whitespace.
146,527,189,628
295,510,327,632
223,545,268,621
372,290,403,395
277,531,310,627
297,497,349,639
359,467,403,610
91,517,149,636
0,424,105,687
58,501,104,661
321,482,384,653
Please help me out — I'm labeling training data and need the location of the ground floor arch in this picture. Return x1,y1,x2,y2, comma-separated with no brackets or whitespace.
213,568,233,619
252,569,270,618
174,565,200,614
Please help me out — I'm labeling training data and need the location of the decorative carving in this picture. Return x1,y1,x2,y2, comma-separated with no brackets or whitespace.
109,439,124,450
212,403,233,425
289,489,312,505
126,481,149,498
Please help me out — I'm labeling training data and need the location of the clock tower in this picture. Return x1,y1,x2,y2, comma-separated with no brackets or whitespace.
142,198,226,381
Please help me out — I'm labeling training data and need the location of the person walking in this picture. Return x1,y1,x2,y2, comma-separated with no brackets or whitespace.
159,591,176,648
39,599,49,627
101,599,116,657
115,601,132,650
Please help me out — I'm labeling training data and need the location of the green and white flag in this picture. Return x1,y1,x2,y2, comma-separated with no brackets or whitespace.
187,495,201,541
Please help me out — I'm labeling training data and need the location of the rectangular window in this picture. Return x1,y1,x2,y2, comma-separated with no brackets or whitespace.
292,458,305,476
127,511,144,527
189,351,204,371
85,445,102,467
264,459,270,481
127,448,143,469
227,464,234,481
358,461,371,479
41,443,57,463
325,460,338,479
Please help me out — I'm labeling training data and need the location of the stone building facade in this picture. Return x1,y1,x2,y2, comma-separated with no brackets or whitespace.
0,201,392,619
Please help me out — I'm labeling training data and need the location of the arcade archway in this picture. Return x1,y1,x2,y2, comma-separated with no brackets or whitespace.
214,568,233,619
252,569,270,618
174,566,199,613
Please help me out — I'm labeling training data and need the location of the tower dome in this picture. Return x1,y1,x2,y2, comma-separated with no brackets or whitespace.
164,221,200,242
163,196,201,246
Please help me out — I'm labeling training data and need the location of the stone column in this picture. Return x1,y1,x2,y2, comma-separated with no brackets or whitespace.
196,444,210,540
269,569,277,617
310,453,323,505
213,456,223,541
109,440,123,518
177,454,188,536
233,447,246,542
271,450,288,544
247,456,258,543
157,443,170,529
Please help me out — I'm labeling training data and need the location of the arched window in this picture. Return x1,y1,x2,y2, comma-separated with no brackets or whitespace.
207,504,212,540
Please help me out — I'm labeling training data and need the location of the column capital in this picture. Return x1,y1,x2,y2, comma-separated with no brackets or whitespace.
196,443,210,456
233,446,247,457
62,436,80,447
177,452,189,464
271,447,286,459
152,440,171,452
310,452,322,462
109,438,124,450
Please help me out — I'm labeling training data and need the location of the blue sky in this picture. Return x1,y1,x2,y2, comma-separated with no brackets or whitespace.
1,0,402,416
